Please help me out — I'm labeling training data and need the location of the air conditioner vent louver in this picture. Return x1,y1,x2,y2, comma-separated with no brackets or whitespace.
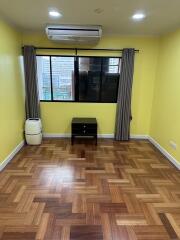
46,25,102,44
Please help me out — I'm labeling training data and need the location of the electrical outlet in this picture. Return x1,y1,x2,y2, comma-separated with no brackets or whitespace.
169,141,177,150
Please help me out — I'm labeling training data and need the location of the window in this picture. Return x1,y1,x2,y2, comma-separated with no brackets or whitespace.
101,58,121,102
37,56,51,100
77,57,121,102
108,58,121,73
78,57,101,102
37,56,75,101
51,56,75,101
37,55,121,103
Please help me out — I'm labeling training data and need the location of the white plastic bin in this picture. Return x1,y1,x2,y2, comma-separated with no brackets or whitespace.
25,118,42,145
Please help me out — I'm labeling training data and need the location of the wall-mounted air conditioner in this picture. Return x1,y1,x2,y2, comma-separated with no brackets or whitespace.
45,25,102,44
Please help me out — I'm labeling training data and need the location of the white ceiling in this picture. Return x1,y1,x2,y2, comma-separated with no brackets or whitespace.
0,0,180,35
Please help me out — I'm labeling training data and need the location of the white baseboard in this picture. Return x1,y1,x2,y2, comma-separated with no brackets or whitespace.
43,133,71,138
148,136,180,170
43,133,115,138
130,134,148,140
43,133,149,139
0,140,24,172
98,134,114,138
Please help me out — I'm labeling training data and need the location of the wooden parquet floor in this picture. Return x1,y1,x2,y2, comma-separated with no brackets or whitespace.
0,138,180,240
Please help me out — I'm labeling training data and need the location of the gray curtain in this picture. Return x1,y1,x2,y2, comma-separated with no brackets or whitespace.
115,48,135,141
23,46,40,119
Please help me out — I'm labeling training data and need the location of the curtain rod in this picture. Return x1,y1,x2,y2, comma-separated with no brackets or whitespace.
22,46,139,53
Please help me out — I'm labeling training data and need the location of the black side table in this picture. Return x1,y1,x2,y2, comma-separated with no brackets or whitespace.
71,118,97,145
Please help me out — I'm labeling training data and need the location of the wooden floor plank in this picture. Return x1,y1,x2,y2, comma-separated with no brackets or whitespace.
0,138,179,239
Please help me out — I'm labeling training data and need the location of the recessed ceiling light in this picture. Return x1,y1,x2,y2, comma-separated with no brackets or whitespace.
132,13,146,21
49,10,62,18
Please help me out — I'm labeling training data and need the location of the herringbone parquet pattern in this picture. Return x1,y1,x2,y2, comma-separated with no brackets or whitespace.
0,138,180,240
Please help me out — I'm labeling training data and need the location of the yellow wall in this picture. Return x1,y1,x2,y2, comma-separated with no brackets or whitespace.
0,19,25,163
150,29,180,162
23,33,159,135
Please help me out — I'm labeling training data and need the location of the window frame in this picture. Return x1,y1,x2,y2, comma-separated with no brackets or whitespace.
37,54,121,103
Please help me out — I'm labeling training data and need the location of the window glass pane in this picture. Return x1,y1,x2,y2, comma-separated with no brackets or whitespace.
78,57,101,102
51,56,75,101
102,57,120,73
101,58,121,102
37,56,51,100
109,66,119,73
109,58,119,65
101,73,119,102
